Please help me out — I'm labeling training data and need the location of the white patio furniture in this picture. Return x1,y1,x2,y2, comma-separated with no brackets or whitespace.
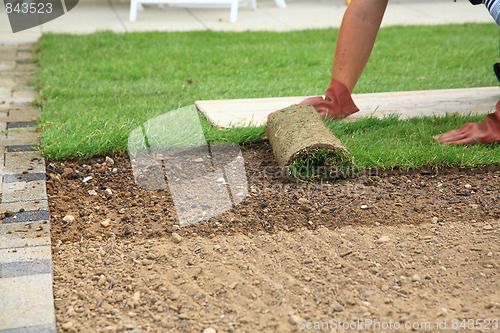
129,0,286,23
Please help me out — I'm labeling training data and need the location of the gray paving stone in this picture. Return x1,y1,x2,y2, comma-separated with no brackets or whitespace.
0,221,50,249
5,130,39,144
0,200,49,213
3,172,45,183
0,61,16,72
15,51,34,62
7,105,39,114
3,151,45,174
0,259,52,278
0,87,11,97
14,75,36,85
0,324,57,333
0,47,17,59
14,64,37,74
5,145,37,153
0,274,56,331
1,180,46,203
2,109,39,122
0,77,16,86
0,103,13,112
7,121,37,129
0,246,51,265
2,211,50,224
11,89,36,101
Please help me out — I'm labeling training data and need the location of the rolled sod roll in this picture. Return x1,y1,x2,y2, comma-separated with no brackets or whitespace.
266,104,352,180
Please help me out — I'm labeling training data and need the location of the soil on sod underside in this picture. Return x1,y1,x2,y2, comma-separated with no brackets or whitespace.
46,140,500,242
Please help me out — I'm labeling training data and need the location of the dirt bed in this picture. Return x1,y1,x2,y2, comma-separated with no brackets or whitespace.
47,141,500,332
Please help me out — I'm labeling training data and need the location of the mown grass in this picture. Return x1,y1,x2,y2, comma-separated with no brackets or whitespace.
36,23,500,168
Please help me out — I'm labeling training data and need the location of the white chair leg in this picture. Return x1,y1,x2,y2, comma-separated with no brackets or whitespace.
230,0,239,23
250,0,257,10
274,0,286,8
130,0,137,21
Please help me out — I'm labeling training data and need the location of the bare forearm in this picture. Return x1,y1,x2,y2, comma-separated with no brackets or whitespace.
332,0,388,93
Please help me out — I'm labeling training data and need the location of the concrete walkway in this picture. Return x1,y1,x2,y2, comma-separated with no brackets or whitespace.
0,0,495,44
0,45,56,332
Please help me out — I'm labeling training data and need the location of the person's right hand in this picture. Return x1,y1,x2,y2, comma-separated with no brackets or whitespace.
299,80,359,120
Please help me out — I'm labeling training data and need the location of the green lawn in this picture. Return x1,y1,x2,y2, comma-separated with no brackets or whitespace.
36,24,500,169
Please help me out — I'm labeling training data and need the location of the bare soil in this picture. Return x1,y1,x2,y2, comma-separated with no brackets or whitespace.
48,141,500,333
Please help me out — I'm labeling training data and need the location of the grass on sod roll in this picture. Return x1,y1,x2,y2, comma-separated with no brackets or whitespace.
36,24,499,170
289,148,352,181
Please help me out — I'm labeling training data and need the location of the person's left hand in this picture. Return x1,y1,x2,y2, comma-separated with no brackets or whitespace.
434,104,500,145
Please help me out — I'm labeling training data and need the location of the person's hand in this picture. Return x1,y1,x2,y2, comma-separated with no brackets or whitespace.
434,102,500,145
299,80,359,120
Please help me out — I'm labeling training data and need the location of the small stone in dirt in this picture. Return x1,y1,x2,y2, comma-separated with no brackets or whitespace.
61,168,73,178
193,157,204,163
485,302,496,309
360,204,369,209
88,190,97,196
297,198,310,205
330,302,344,312
376,235,390,244
431,217,438,224
171,232,182,244
288,314,301,325
65,307,74,316
203,328,217,333
112,168,118,173
105,156,114,166
82,176,92,183
464,184,472,189
62,322,73,331
411,274,421,283
483,225,494,231
216,177,225,183
4,210,13,217
129,329,141,333
104,188,113,196
303,258,313,264
63,215,75,223
461,307,470,312
98,275,106,286
100,219,111,228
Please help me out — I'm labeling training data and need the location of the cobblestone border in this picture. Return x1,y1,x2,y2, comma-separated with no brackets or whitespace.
0,44,56,333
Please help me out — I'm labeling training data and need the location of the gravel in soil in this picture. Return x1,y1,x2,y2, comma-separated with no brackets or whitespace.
45,141,500,332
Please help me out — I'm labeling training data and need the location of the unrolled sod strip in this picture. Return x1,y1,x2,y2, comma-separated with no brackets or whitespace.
266,104,352,180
